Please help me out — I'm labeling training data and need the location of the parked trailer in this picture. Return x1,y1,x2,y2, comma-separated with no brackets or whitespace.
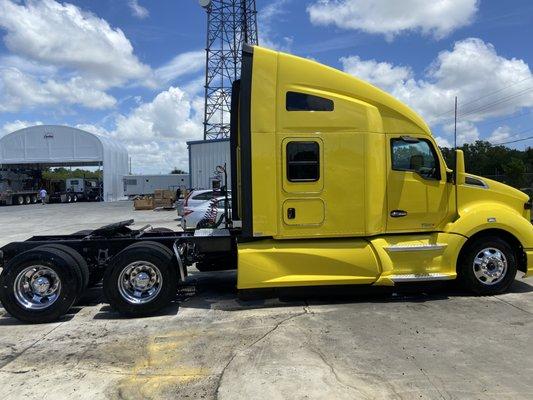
0,169,40,205
124,174,189,197
0,45,531,323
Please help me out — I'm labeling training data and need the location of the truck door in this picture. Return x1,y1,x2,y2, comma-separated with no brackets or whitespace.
386,135,449,232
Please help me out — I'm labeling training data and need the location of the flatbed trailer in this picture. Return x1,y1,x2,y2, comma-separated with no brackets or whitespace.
0,45,531,323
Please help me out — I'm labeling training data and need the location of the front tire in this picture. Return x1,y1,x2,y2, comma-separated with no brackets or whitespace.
458,236,517,295
103,242,177,317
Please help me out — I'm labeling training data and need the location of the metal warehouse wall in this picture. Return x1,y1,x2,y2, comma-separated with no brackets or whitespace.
188,139,231,190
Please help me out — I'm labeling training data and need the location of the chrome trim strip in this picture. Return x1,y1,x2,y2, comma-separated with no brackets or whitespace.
391,273,452,282
385,244,448,252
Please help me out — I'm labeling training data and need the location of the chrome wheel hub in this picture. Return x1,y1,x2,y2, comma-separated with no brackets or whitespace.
473,248,507,285
118,261,162,305
14,266,61,310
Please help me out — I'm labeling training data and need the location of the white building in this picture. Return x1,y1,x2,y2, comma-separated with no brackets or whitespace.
0,125,129,201
188,138,231,190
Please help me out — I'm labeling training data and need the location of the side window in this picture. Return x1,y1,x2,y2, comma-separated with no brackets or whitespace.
391,138,441,180
286,92,334,112
287,141,320,182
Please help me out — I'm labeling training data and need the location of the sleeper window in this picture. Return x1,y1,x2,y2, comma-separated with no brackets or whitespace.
287,141,320,182
286,92,333,112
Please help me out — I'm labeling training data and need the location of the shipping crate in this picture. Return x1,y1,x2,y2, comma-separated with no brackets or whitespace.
134,197,154,210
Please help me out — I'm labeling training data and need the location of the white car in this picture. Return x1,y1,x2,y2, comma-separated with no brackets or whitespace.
177,189,229,216
181,197,232,230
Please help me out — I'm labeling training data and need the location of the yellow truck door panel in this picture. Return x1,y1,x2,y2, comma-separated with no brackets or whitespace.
386,135,449,232
283,198,325,226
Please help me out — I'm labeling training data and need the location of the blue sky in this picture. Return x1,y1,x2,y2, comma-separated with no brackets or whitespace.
0,0,532,173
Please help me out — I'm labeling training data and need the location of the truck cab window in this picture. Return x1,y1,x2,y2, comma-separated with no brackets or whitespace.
286,91,334,111
287,141,320,182
391,138,440,180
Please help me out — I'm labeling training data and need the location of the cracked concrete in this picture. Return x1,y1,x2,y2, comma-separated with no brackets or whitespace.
0,201,532,399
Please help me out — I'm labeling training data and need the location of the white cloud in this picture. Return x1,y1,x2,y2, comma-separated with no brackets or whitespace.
111,85,203,172
259,0,294,51
0,0,150,86
308,0,479,40
153,51,205,87
342,38,533,128
128,0,149,19
1,119,43,136
435,136,452,148
442,121,480,146
340,56,412,92
0,67,116,112
488,126,519,144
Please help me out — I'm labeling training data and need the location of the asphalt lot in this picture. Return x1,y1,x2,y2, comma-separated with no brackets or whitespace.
0,201,532,399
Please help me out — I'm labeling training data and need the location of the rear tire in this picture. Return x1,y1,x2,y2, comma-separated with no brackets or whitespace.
25,195,31,205
103,243,177,317
15,195,24,205
458,236,517,295
0,248,81,323
37,244,89,290
31,195,37,204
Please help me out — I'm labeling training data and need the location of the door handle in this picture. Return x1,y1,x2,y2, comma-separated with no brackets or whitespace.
287,208,296,219
390,210,407,218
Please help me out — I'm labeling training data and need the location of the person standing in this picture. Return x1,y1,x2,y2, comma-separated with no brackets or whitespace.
39,188,47,205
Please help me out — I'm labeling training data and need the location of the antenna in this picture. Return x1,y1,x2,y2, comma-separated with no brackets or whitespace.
200,0,259,140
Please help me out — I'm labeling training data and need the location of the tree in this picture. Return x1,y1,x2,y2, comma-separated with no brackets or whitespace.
170,168,186,174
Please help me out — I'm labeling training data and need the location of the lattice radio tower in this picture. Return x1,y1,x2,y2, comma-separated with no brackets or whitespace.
199,0,258,140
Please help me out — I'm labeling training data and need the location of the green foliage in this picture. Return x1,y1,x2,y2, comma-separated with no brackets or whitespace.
42,167,102,181
440,141,532,189
170,168,187,174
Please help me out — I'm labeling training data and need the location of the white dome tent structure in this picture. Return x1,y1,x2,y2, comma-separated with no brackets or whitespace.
0,125,128,202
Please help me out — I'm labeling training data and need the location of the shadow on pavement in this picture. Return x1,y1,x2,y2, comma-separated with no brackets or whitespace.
1,271,531,323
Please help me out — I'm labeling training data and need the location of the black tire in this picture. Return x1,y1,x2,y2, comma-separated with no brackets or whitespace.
73,195,78,203
103,243,177,317
458,236,517,295
25,195,31,205
66,195,72,203
0,248,81,323
15,195,24,205
31,195,37,204
38,244,89,290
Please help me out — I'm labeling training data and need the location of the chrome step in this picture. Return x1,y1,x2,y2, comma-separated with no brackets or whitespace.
390,273,452,282
385,243,447,252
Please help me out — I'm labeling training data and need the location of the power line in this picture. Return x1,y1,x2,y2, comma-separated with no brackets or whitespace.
475,109,533,128
493,135,533,146
458,86,532,118
433,75,533,119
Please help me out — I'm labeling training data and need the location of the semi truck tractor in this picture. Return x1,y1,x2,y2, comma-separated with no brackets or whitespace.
0,45,531,323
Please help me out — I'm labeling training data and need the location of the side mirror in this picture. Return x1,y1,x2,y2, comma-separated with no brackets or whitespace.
455,149,466,185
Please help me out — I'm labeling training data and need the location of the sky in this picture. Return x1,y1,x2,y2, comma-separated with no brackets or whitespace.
0,0,532,174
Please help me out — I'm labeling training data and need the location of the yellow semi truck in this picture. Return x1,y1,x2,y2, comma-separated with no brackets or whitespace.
233,45,532,296
0,45,531,323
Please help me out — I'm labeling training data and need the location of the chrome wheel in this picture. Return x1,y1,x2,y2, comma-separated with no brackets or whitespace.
117,261,162,305
472,247,508,285
13,266,62,310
